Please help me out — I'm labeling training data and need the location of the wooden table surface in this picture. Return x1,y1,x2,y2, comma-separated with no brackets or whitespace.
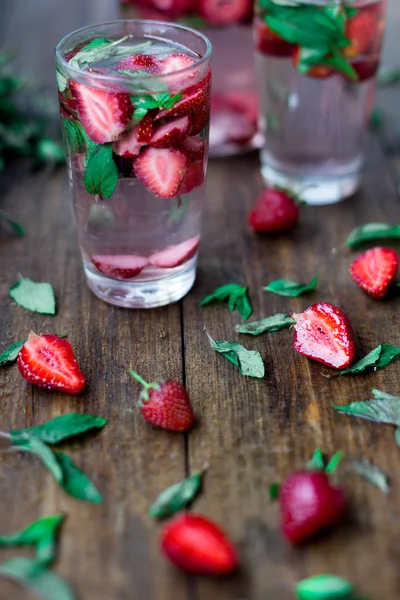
1,1,400,599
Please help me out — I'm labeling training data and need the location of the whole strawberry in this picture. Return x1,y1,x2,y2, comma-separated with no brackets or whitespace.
127,369,194,432
248,187,299,233
160,513,238,574
280,471,347,544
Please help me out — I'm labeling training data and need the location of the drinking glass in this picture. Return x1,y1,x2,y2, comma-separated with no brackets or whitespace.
254,0,386,204
55,20,211,308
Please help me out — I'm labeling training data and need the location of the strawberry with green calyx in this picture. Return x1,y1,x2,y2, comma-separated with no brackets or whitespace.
248,187,300,233
127,368,195,432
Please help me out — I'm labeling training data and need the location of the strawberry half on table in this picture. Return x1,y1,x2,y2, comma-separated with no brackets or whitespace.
350,247,399,299
17,332,86,395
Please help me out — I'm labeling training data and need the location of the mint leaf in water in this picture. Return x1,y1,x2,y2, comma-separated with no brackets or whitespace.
62,118,85,154
236,314,295,336
351,458,390,494
14,437,63,483
0,515,63,565
11,414,107,445
264,276,318,297
149,471,203,519
83,143,118,199
68,36,151,69
338,344,400,375
205,331,264,378
56,68,68,93
0,339,25,366
9,278,56,315
55,452,103,503
296,574,353,600
346,223,400,247
307,448,325,471
0,557,76,600
201,284,252,319
333,389,400,426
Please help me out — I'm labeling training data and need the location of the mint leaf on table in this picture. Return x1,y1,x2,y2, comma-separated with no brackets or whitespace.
296,574,353,600
0,557,76,600
11,414,107,445
14,437,63,483
54,452,103,504
269,482,280,500
83,143,118,198
0,209,25,237
9,278,56,315
0,515,63,565
350,458,390,494
236,314,295,336
338,344,400,376
0,340,25,366
201,284,252,319
264,276,318,297
307,448,325,471
149,471,203,519
346,223,400,247
205,331,264,378
333,389,400,426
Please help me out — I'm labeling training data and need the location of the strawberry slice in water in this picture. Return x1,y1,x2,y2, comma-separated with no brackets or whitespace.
198,0,252,25
114,126,144,158
134,147,189,198
182,136,205,161
178,161,205,194
158,53,196,75
137,112,154,144
156,86,208,121
149,235,200,268
117,54,160,74
254,17,296,57
150,115,192,148
70,81,133,144
92,254,149,280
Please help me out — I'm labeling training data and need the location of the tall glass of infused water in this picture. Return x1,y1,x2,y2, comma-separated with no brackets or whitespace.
55,20,211,308
254,0,386,204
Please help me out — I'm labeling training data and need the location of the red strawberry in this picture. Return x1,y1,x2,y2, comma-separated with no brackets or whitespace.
158,53,196,75
160,513,238,574
292,302,356,369
156,87,208,121
134,147,189,198
70,81,132,144
197,0,251,26
127,368,194,431
350,247,399,299
344,6,379,59
351,57,380,82
254,16,295,57
149,235,200,268
280,471,347,544
137,112,154,144
248,188,299,233
178,161,205,194
17,332,86,395
113,125,144,158
92,254,149,279
117,53,160,74
182,136,205,161
150,115,191,148
293,48,333,79
149,0,195,17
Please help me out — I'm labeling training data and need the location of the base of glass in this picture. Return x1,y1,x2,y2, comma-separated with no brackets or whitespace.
260,154,362,205
84,258,196,309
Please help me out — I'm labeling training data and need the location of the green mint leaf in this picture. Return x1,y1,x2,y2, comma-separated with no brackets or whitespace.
205,331,264,378
62,118,85,154
201,284,252,319
265,14,332,48
11,414,107,446
377,66,400,86
395,427,400,448
346,223,400,247
130,94,160,110
322,49,357,81
307,448,325,471
35,138,65,164
339,344,400,376
56,68,68,92
333,390,400,426
14,437,63,483
296,574,353,599
296,47,330,74
264,276,318,297
236,314,295,336
235,294,253,320
161,92,182,109
83,143,118,199
325,451,344,475
0,208,25,236
0,557,76,600
132,107,148,123
55,452,103,503
344,6,358,18
351,458,390,494
269,482,280,500
0,339,25,366
9,278,56,315
0,514,63,565
149,471,203,519
69,36,130,69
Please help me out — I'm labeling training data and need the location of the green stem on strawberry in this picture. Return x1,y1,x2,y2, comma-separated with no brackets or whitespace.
127,368,161,399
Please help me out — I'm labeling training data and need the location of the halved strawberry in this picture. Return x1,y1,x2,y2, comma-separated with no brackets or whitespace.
350,247,399,299
197,0,252,25
134,147,189,198
70,81,132,144
344,6,379,59
137,112,154,144
156,86,208,121
150,115,191,148
254,16,296,57
182,136,205,161
117,53,160,74
292,302,356,370
92,254,149,279
178,161,205,194
158,53,196,75
17,332,86,395
113,125,144,158
149,235,200,267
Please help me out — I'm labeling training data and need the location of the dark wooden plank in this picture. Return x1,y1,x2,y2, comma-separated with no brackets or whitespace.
183,141,400,600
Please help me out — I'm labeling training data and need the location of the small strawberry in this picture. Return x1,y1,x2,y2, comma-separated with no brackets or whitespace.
160,513,238,574
150,115,192,148
254,17,295,57
197,0,252,26
92,254,149,279
134,147,189,198
181,136,205,162
280,471,346,544
70,81,132,144
292,302,356,369
158,53,196,75
248,188,299,233
137,112,154,144
344,6,379,59
178,161,205,194
127,368,194,432
350,247,399,299
117,53,160,74
149,235,200,268
17,332,86,395
293,48,333,79
113,125,144,158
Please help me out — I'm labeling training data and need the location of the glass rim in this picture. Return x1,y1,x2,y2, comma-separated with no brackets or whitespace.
55,19,212,85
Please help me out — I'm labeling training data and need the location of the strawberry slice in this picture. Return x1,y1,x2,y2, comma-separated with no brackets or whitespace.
198,0,252,25
344,6,380,59
150,115,191,148
117,54,160,74
70,81,133,144
292,302,356,369
113,125,144,158
134,147,189,198
350,247,399,299
178,161,205,194
137,112,154,144
92,254,149,279
182,136,205,161
158,53,196,75
156,87,208,121
149,235,200,268
17,332,86,395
